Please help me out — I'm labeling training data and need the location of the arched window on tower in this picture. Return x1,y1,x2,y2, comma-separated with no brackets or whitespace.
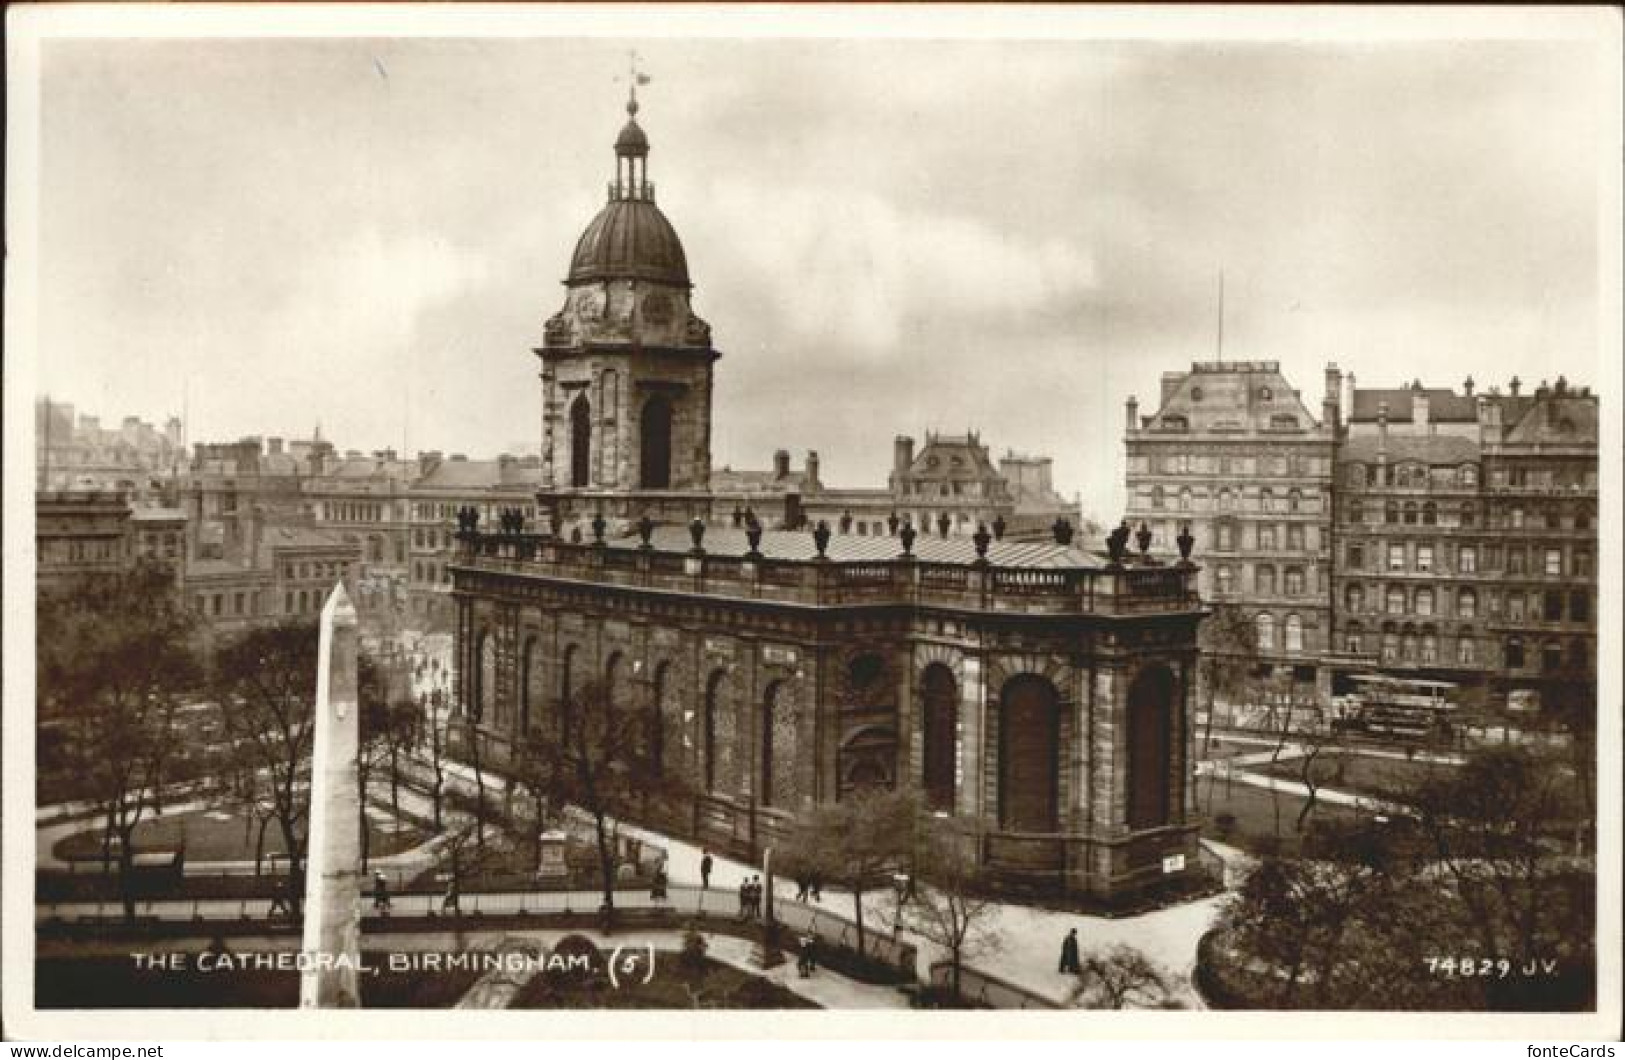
639,393,673,489
570,394,592,487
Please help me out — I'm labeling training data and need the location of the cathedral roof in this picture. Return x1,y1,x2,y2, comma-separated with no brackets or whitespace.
568,199,691,287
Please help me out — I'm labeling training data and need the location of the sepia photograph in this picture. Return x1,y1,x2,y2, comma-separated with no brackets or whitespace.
4,3,1620,1043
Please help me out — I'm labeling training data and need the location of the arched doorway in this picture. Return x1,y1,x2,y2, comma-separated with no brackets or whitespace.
921,664,957,813
1126,665,1175,830
998,675,1060,832
640,394,673,489
570,394,592,487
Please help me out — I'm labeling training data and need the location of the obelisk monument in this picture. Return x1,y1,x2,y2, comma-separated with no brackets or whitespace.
299,583,363,1008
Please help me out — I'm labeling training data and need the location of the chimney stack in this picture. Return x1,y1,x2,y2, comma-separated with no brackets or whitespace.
1322,363,1343,430
773,449,791,480
1413,387,1431,433
804,450,821,490
893,435,915,482
1377,401,1390,454
1463,375,1475,397
1125,396,1140,435
1509,376,1522,397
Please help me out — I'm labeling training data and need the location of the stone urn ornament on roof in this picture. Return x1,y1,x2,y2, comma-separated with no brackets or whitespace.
745,522,764,558
1176,523,1195,565
839,511,853,535
991,514,1007,541
637,514,655,550
688,517,707,554
937,512,952,538
1136,521,1153,557
899,521,917,557
1052,516,1075,546
812,520,831,559
887,511,900,536
972,523,992,563
592,512,607,545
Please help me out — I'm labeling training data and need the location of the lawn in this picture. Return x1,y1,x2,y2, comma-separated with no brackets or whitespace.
508,949,819,1009
1251,751,1457,801
52,804,428,863
1194,772,1363,856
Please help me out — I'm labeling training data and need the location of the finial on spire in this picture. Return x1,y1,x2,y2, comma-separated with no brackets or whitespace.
624,50,650,115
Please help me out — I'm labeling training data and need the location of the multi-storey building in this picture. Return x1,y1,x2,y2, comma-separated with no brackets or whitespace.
406,453,543,628
1129,364,1598,717
1124,361,1338,699
35,490,135,594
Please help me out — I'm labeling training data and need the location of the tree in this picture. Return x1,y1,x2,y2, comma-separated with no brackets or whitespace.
1071,945,1175,1009
36,563,200,920
529,677,655,921
781,786,916,958
213,620,320,917
897,813,1002,1000
1198,604,1259,754
421,687,449,831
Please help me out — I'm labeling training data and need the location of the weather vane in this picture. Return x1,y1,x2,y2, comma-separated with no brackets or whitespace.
618,50,651,111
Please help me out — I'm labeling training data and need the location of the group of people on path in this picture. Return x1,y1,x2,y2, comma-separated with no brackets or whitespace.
737,875,767,919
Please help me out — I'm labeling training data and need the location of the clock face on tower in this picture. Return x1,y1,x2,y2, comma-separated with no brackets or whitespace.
642,290,675,326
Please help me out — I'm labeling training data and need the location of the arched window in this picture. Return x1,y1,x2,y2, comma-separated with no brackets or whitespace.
762,680,798,808
1284,614,1304,653
570,394,592,487
998,675,1059,832
1457,589,1477,619
1126,665,1175,830
1403,501,1418,525
1256,613,1276,651
639,394,673,489
1386,586,1406,615
1505,637,1525,669
518,635,539,735
476,630,497,723
703,670,731,794
1415,588,1435,616
921,664,957,813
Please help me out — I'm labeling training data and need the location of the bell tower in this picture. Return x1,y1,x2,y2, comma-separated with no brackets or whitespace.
535,88,719,524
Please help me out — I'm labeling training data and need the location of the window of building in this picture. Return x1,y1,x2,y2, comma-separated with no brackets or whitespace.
1416,545,1434,573
1544,549,1562,576
1346,633,1363,654
1256,565,1276,595
1505,637,1525,668
1542,591,1563,622
1574,550,1592,577
1415,588,1435,616
1575,508,1592,531
1510,508,1525,529
1348,502,1363,525
1388,544,1405,571
1150,486,1164,510
1217,523,1234,550
1285,568,1305,596
234,592,244,615
1216,566,1234,594
1422,501,1437,526
1260,489,1275,513
1403,502,1418,525
1346,585,1365,612
1256,613,1276,651
1259,526,1277,550
1401,634,1418,661
1459,546,1477,574
1386,586,1406,615
1288,489,1302,513
1570,590,1589,623
1508,594,1526,621
1508,549,1525,575
1284,614,1304,653
1458,637,1475,665
1218,489,1234,512
1287,524,1305,551
1385,502,1398,524
212,594,223,616
1541,641,1563,673
1458,590,1477,619
1420,634,1437,664
1348,543,1364,569
1178,488,1192,512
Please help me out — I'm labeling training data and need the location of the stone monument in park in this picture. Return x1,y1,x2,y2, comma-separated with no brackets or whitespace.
299,583,363,1008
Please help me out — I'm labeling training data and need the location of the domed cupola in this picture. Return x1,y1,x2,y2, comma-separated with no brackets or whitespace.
565,97,690,289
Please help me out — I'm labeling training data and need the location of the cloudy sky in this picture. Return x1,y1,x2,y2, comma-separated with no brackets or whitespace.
20,11,1616,514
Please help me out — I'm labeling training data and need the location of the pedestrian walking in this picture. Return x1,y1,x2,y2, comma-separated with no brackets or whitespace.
737,877,750,921
1059,928,1081,974
700,850,713,890
650,865,668,902
809,873,822,903
372,871,392,914
797,934,816,978
794,873,810,903
441,879,460,914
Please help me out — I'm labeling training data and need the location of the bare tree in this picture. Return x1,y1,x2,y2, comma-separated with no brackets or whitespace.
213,619,320,917
36,563,200,920
781,786,916,958
1070,945,1175,1009
1198,603,1260,755
898,813,1002,1000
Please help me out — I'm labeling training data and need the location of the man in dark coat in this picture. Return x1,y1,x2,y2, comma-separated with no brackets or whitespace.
1059,928,1082,974
700,850,713,890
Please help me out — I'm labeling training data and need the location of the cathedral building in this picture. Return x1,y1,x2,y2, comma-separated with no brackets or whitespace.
449,97,1208,903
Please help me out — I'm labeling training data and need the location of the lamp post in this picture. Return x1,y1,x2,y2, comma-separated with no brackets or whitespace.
752,844,785,970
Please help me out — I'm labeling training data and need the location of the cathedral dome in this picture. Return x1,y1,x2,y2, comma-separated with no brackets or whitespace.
568,199,690,287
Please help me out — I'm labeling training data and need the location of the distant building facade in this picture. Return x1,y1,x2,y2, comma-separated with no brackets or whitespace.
1124,361,1337,698
1127,363,1598,714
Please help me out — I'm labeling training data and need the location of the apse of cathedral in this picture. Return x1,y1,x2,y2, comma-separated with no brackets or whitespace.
452,94,1209,903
